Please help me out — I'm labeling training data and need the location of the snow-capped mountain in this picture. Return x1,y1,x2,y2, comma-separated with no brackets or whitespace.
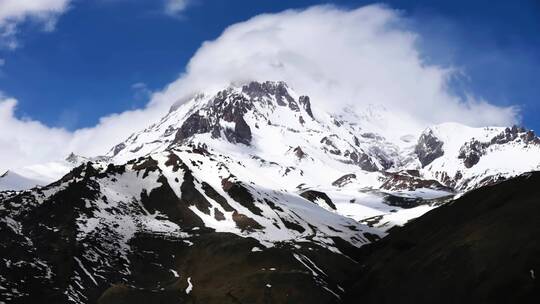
3,81,540,228
2,81,540,303
102,80,540,228
103,82,451,229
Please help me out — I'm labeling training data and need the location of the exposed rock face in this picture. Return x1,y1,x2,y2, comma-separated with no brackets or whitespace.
366,146,394,170
293,146,307,159
320,135,380,172
175,112,211,143
65,152,81,164
299,95,314,118
381,171,453,192
108,81,428,187
234,116,252,144
458,126,540,169
346,151,379,172
221,177,262,216
458,140,484,168
242,81,299,110
5,79,540,303
320,136,341,155
361,132,384,141
300,190,337,210
111,143,126,157
332,174,357,187
415,130,444,167
491,125,540,146
172,81,320,146
381,194,424,209
174,90,253,145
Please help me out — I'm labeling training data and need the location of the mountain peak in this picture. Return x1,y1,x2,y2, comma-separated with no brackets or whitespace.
178,80,308,144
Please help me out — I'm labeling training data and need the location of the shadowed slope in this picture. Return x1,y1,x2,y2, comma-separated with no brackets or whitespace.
344,171,540,304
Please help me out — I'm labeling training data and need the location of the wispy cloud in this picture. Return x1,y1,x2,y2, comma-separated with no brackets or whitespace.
0,0,72,49
131,82,152,101
164,0,190,16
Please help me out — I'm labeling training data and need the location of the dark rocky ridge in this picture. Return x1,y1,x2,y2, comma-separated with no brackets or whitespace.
0,151,367,303
344,171,540,304
380,170,452,192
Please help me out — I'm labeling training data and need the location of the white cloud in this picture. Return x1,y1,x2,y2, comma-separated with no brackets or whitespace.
0,4,519,172
0,95,168,172
166,5,518,129
0,97,72,171
0,0,71,49
164,0,189,16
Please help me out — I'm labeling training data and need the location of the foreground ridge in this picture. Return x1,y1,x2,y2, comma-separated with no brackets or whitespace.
344,171,540,304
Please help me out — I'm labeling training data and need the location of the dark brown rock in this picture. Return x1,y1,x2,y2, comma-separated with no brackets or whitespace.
300,190,336,210
332,174,357,187
415,130,444,167
298,95,314,118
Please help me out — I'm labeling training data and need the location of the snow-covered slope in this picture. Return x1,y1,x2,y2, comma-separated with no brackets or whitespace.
415,123,540,190
105,81,456,231
2,81,540,231
0,170,42,191
109,81,403,175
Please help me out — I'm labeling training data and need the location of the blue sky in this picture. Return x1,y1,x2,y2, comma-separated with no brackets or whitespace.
0,0,539,131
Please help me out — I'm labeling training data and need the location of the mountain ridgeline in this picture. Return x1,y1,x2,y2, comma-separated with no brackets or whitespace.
1,81,539,303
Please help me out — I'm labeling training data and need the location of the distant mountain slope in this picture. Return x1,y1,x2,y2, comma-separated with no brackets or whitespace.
0,170,42,191
344,171,540,304
0,153,106,191
417,123,540,190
